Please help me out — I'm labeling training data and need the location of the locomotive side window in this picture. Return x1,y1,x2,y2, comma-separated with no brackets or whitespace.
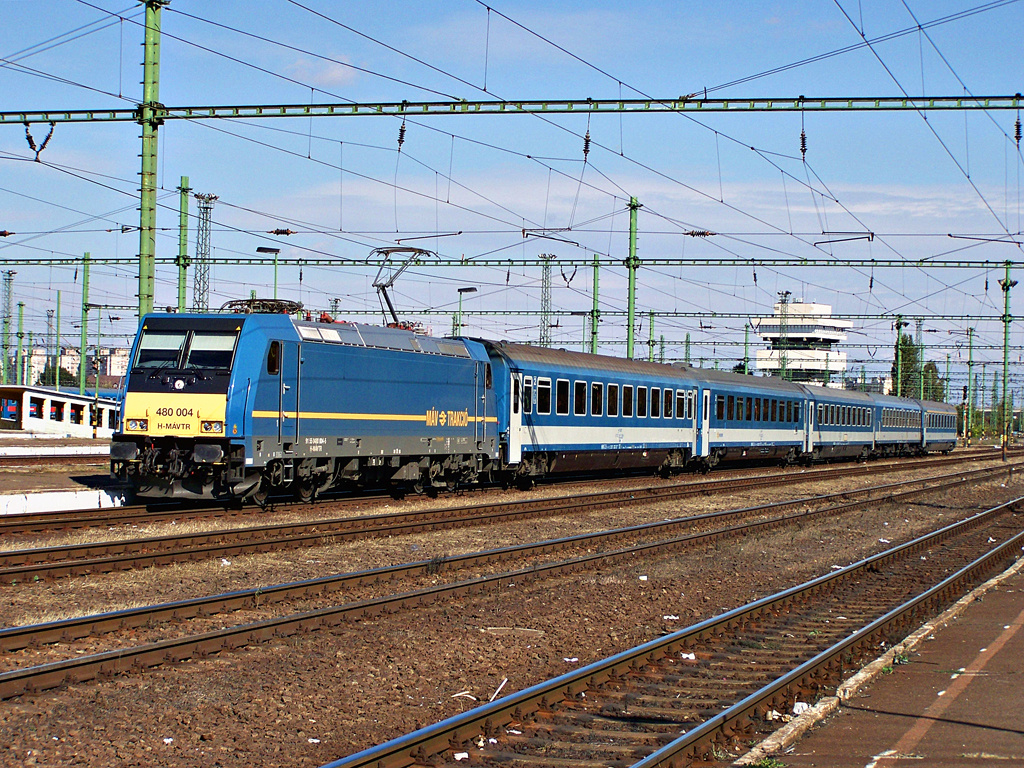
523,377,533,414
623,385,634,417
637,387,648,418
267,341,280,375
664,389,673,418
537,378,552,414
591,383,604,417
650,388,661,419
556,379,570,415
134,330,187,370
608,384,619,417
574,381,587,416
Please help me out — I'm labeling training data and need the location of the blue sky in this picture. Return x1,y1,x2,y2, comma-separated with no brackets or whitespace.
1,0,1022,386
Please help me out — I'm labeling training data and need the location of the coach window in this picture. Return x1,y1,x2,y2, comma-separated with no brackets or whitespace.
608,383,619,417
555,379,570,415
637,386,648,418
513,377,521,414
651,388,661,419
676,390,686,419
591,383,604,416
574,381,588,416
523,377,533,414
715,394,725,421
768,399,775,422
665,389,674,418
688,391,696,419
794,402,801,422
537,378,552,415
623,385,634,417
755,398,762,422
726,395,735,421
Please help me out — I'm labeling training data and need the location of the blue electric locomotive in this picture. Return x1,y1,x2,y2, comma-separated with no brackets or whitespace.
111,310,958,501
111,312,499,501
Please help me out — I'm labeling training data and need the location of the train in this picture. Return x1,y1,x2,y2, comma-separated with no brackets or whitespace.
109,308,958,502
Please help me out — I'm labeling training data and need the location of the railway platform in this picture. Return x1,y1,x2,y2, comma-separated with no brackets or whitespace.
744,559,1024,767
0,435,123,515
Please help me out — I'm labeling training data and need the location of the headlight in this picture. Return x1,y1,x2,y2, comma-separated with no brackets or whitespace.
127,419,148,431
201,420,224,433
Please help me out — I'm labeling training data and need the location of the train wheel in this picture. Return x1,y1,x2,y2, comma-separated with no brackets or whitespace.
295,479,316,503
516,476,535,491
252,481,270,509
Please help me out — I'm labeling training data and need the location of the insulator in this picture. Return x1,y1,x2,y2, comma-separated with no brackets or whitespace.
800,129,807,160
583,130,591,160
1016,117,1022,147
398,122,406,150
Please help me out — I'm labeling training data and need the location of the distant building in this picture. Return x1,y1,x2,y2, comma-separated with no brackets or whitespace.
753,299,850,387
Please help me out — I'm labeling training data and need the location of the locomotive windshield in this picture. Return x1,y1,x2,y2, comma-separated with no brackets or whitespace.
133,329,239,373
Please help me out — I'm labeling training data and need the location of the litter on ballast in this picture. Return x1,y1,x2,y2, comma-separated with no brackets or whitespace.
454,752,470,761
639,575,648,581
879,538,890,543
663,615,679,620
489,677,508,702
793,702,810,716
219,558,231,566
680,652,696,660
163,738,173,745
563,657,579,663
308,738,320,744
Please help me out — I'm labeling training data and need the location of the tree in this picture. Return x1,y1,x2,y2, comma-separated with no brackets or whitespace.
890,332,921,397
34,364,78,388
921,361,945,402
731,362,753,375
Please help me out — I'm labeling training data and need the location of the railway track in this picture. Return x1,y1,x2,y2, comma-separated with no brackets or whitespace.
321,497,1024,768
0,464,1014,700
1,456,1014,582
0,449,1000,537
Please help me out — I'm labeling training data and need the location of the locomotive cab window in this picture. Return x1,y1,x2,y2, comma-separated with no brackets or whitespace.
134,330,187,370
184,331,238,372
267,341,280,375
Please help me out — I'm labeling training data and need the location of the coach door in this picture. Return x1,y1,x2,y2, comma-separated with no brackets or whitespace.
804,399,814,454
698,388,711,457
277,340,299,447
507,371,523,464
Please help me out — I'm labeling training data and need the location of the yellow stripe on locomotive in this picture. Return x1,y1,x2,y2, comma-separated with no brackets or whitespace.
121,392,228,437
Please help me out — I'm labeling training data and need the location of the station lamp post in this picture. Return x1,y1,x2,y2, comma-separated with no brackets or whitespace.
454,287,477,336
256,247,281,298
